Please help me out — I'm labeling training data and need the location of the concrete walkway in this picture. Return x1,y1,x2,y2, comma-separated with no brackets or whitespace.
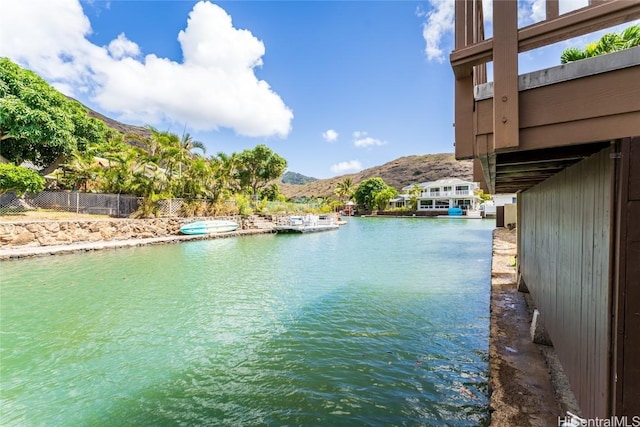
489,228,578,426
0,228,274,260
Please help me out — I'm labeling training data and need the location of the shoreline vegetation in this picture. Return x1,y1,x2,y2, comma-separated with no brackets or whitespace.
1,60,474,224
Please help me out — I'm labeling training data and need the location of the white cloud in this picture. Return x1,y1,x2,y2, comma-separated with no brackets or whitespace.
107,33,140,59
352,131,386,148
322,129,338,142
530,0,546,24
0,0,293,138
419,0,455,62
354,137,386,148
331,160,363,174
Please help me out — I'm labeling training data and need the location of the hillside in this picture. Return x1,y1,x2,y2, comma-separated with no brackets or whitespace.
279,153,473,199
281,171,317,185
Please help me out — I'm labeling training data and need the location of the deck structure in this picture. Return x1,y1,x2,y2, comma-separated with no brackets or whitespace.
451,0,640,419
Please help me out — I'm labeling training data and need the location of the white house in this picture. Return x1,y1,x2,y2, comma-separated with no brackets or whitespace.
401,178,481,213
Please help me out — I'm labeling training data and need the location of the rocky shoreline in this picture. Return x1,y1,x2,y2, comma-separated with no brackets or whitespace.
0,215,276,260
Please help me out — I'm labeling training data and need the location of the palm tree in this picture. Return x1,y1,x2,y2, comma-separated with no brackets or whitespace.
334,177,354,202
180,132,206,156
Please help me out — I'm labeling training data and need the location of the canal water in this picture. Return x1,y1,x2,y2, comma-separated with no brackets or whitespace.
1,217,494,426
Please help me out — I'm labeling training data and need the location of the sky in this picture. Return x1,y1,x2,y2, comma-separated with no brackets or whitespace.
0,0,629,179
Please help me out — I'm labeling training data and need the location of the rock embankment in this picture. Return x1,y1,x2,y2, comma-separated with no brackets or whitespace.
0,216,272,248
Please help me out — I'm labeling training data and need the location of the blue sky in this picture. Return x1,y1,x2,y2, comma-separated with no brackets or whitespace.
0,0,629,179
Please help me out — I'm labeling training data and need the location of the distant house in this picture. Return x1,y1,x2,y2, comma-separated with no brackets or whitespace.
399,178,481,213
388,194,411,209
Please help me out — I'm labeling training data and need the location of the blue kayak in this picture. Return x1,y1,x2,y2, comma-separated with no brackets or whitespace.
179,220,239,235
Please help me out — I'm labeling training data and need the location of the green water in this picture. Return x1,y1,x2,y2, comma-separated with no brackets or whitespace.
1,217,494,426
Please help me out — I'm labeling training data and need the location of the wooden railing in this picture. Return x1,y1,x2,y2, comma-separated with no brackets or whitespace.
451,0,640,159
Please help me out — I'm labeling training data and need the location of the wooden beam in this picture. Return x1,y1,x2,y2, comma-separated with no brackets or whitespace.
450,39,493,78
518,0,640,52
492,0,519,151
519,66,640,130
450,0,640,76
520,112,640,151
454,76,475,159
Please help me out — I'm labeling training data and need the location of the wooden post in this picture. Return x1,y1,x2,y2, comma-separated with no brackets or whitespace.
492,0,519,151
453,0,477,160
546,0,559,20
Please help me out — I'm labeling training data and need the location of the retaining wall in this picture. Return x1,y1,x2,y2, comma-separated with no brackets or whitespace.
0,217,243,248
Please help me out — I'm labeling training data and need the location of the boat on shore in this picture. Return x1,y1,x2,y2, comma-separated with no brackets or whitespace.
275,214,340,233
179,220,239,235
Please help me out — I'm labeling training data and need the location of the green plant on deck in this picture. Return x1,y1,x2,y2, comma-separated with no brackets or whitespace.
561,24,640,63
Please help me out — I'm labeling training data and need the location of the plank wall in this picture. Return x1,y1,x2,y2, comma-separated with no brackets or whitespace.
519,147,611,418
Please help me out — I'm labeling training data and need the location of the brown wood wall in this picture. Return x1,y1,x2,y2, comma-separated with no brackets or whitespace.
612,138,640,415
519,147,611,418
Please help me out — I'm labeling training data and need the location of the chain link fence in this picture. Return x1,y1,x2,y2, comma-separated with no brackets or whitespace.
1,191,328,219
0,191,239,218
0,191,140,217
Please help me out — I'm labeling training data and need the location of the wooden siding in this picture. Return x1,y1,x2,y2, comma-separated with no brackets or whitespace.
519,147,611,418
611,138,640,415
473,65,640,149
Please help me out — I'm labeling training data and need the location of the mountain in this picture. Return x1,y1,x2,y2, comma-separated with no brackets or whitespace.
279,153,473,199
281,171,318,185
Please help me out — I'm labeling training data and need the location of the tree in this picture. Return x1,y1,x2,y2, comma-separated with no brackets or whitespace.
0,163,45,196
334,177,355,202
561,24,640,63
0,58,109,168
234,144,287,202
259,182,281,201
373,187,398,211
353,177,392,210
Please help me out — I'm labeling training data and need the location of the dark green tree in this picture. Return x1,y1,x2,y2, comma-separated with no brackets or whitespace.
353,177,392,210
234,144,287,202
0,58,109,169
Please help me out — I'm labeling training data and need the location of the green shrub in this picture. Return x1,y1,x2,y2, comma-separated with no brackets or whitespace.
0,164,45,196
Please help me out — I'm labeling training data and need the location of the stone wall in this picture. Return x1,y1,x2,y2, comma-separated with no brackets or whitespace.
0,216,242,247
